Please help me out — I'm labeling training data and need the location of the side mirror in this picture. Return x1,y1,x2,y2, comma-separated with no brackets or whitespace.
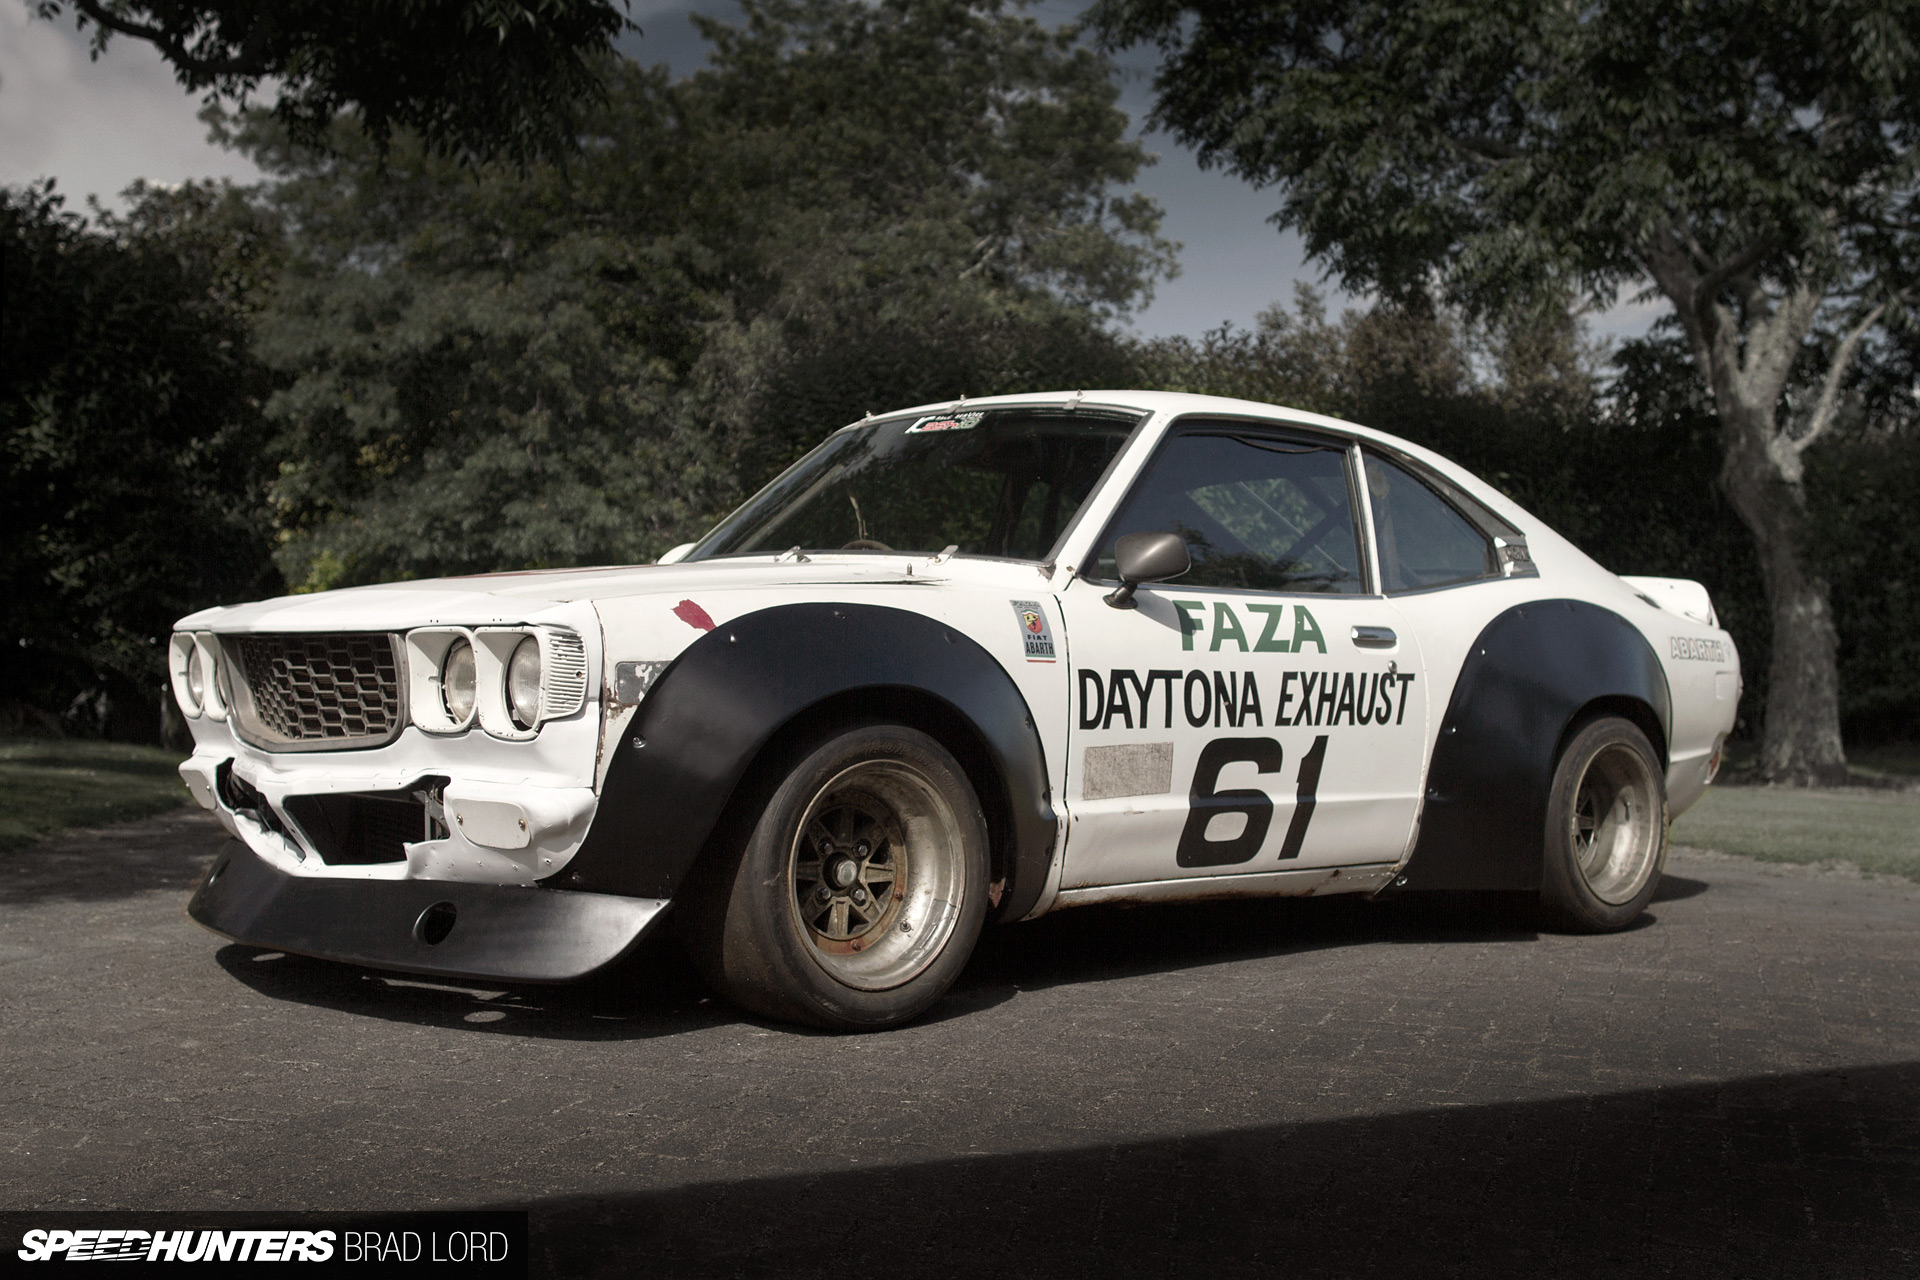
1105,531,1191,608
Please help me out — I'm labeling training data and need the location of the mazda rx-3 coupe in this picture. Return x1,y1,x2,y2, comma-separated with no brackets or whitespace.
176,391,1741,1029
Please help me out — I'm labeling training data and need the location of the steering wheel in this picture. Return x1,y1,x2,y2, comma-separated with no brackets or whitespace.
840,539,895,551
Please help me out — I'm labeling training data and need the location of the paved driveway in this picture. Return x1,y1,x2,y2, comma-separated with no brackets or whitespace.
3,810,1916,1277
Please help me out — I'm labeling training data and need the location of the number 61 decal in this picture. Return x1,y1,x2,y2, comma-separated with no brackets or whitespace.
1175,736,1328,868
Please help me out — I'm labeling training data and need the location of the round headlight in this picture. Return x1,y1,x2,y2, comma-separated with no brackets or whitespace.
442,640,477,724
212,647,232,712
186,650,206,710
507,636,542,729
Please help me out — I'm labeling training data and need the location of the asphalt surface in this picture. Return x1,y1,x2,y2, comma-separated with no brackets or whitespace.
3,808,1917,1278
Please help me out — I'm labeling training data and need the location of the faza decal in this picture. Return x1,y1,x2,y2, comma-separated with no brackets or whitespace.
1173,600,1326,653
1009,600,1057,662
1079,668,1416,730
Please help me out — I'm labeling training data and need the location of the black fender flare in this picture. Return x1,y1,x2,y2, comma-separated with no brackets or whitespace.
552,602,1058,921
1394,599,1671,892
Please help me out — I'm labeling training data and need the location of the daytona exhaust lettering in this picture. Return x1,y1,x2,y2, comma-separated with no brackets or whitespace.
1078,668,1416,730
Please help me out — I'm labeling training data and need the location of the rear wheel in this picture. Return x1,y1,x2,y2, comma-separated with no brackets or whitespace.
1539,716,1668,932
690,723,989,1030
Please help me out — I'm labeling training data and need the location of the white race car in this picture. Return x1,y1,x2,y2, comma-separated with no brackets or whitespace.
176,391,1740,1029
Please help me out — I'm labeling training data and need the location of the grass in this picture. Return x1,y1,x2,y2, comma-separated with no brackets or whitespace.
0,738,191,852
1672,784,1920,883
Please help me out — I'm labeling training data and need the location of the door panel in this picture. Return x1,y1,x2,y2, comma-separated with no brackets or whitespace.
1054,423,1429,890
1057,582,1427,887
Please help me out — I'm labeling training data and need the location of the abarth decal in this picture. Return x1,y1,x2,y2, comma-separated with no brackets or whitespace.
1670,636,1730,662
1009,599,1057,662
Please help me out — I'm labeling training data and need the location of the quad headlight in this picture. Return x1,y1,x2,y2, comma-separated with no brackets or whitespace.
506,636,542,730
405,626,587,739
168,632,231,720
442,640,477,723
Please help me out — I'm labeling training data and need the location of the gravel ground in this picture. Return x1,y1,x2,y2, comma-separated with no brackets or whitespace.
2,810,1916,1278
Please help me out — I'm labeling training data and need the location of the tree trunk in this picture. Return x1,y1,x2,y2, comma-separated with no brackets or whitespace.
1716,400,1849,785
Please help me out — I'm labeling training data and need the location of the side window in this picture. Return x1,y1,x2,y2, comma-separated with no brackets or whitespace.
1096,428,1366,594
1364,453,1497,593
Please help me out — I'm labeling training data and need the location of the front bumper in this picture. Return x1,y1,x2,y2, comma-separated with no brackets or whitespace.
187,839,669,983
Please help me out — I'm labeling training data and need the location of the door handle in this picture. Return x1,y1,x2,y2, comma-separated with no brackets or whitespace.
1351,625,1397,649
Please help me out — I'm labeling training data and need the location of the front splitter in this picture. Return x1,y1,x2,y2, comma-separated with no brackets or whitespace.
187,840,669,983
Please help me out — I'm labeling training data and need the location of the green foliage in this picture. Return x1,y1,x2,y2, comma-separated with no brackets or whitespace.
1090,0,1918,321
2,181,281,740
246,0,1172,588
34,0,632,166
1808,431,1920,741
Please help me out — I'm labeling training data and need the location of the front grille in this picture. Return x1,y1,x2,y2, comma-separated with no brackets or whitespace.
231,633,404,749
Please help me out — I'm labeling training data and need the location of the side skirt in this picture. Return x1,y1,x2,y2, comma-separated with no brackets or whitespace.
1048,863,1398,910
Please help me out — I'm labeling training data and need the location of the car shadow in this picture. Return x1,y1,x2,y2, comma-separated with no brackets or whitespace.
1653,872,1709,902
512,1061,1920,1279
210,883,1594,1040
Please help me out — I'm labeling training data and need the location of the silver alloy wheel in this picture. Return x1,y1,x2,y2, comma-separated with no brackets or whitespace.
1569,741,1662,905
787,759,966,991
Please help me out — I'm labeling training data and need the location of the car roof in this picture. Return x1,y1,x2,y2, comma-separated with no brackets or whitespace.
865,389,1530,527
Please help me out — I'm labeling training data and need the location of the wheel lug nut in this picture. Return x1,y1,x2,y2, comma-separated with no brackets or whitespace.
815,884,831,902
852,888,867,904
855,842,869,857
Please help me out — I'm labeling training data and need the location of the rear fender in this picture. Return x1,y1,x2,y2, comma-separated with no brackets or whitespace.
1395,599,1671,892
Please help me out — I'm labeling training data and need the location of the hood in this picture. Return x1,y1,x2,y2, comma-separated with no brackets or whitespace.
174,554,1044,632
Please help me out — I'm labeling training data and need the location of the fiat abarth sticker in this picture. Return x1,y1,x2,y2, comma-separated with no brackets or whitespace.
1010,599,1056,661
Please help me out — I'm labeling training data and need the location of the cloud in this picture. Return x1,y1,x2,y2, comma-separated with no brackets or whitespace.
0,5,262,210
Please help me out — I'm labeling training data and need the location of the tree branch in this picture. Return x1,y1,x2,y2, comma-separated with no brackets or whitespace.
1791,296,1895,458
68,0,275,79
1692,238,1775,317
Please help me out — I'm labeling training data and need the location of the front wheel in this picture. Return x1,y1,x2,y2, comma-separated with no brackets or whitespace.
1539,716,1669,932
690,723,990,1030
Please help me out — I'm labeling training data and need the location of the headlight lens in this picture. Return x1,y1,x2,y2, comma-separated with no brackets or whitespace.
507,636,542,729
442,640,477,723
186,650,206,710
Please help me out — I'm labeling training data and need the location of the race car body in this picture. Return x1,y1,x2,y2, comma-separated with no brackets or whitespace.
177,391,1741,1027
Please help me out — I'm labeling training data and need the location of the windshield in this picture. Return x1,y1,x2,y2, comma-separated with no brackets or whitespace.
690,407,1142,561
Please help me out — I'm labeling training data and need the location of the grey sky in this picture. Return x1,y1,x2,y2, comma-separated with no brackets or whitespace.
1,1,1659,342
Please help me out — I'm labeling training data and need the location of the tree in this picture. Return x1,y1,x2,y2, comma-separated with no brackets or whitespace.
2,180,281,739
1093,0,1919,782
32,0,632,164
240,0,1172,588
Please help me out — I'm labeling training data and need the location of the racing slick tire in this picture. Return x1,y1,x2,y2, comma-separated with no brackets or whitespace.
687,722,990,1030
1539,715,1669,933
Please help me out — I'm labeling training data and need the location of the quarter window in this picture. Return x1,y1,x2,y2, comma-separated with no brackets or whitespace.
1364,453,1496,592
1095,426,1366,594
